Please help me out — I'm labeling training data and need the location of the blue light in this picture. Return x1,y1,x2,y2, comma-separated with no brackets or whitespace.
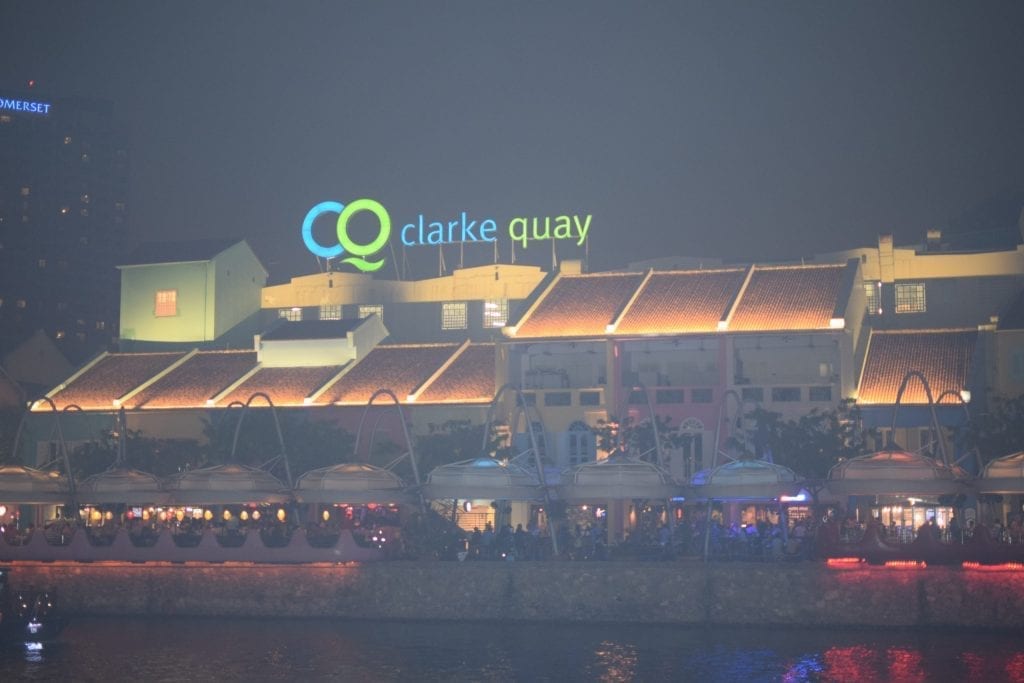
301,201,345,258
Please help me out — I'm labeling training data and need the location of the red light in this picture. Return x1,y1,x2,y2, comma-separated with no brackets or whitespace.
27,80,35,88
884,560,926,569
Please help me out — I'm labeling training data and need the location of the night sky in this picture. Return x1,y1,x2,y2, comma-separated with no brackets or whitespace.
3,1,1023,281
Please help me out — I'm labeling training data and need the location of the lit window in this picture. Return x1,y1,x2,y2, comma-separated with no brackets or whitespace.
894,283,926,314
155,290,177,317
80,153,90,163
442,302,467,330
278,307,302,322
16,299,26,309
56,302,68,311
115,202,126,212
55,330,65,340
20,187,30,197
37,259,46,269
75,332,86,342
80,193,90,204
95,321,106,330
60,207,69,215
0,115,12,124
319,304,341,320
483,298,508,328
79,208,89,217
63,135,72,144
358,305,383,321
864,281,881,315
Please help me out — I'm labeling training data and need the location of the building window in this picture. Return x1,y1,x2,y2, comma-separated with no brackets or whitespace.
20,187,30,197
864,281,881,315
771,387,801,402
895,283,926,314
544,391,571,407
691,388,713,404
37,259,46,269
441,302,468,330
579,391,601,406
521,392,537,407
568,421,594,466
628,389,647,405
656,389,685,404
809,386,832,402
55,330,65,340
278,307,302,322
358,304,383,321
319,304,341,320
95,321,106,330
16,299,27,309
155,290,177,317
483,298,508,328
741,387,764,403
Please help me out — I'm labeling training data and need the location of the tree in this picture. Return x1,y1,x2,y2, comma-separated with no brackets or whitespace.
593,414,686,463
743,400,875,479
201,409,355,480
966,393,1024,465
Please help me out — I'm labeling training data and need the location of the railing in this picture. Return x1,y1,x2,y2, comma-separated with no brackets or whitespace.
0,526,388,564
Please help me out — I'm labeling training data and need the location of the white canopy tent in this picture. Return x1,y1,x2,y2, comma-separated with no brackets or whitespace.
295,463,413,505
163,464,291,506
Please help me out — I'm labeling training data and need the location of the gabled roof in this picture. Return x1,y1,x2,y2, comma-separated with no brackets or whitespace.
44,352,187,410
615,269,747,335
507,263,852,340
315,344,462,405
417,344,495,404
125,351,257,409
513,273,645,338
728,264,846,332
857,329,976,405
217,365,348,406
120,237,244,266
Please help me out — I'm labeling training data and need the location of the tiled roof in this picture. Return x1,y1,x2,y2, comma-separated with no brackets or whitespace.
125,351,257,409
45,353,186,410
514,273,645,338
858,330,977,405
615,269,746,335
417,344,496,403
729,265,845,332
316,344,460,404
217,365,348,406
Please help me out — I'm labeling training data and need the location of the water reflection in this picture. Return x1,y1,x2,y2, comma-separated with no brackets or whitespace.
1,619,1023,681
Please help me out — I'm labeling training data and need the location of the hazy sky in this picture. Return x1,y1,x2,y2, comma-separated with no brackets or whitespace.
3,1,1023,280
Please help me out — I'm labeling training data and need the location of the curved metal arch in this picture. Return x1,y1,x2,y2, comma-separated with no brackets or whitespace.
889,370,949,467
14,397,77,510
353,388,420,486
229,392,294,488
712,388,760,469
481,382,559,556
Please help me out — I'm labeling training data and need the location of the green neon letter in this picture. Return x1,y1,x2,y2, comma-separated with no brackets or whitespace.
337,198,391,272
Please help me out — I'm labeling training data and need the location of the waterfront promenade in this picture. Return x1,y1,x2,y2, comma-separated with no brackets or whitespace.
7,560,1024,630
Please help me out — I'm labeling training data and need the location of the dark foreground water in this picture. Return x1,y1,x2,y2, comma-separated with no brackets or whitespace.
2,617,1023,682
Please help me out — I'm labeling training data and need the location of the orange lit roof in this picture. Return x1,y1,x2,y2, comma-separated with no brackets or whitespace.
125,351,257,409
316,344,460,405
514,273,645,338
858,330,977,405
729,265,845,332
417,344,496,403
44,352,186,410
217,365,348,407
615,269,747,335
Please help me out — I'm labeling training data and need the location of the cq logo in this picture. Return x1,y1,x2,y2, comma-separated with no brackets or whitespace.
301,198,391,272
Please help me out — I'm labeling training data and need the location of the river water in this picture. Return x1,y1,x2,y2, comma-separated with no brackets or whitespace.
2,617,1023,682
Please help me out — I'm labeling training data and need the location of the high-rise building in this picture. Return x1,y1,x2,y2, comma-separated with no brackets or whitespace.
0,88,129,364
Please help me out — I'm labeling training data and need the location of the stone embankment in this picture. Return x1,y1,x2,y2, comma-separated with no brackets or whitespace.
7,561,1024,628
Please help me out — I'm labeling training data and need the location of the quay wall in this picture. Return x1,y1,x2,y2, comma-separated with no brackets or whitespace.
8,561,1024,629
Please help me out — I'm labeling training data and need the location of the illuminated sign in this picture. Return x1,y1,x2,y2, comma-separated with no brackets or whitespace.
302,196,591,273
0,97,52,115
